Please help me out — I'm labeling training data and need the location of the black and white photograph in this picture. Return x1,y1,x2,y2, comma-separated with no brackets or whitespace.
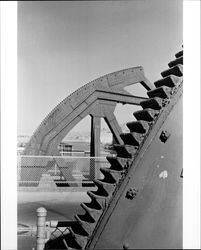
1,1,200,250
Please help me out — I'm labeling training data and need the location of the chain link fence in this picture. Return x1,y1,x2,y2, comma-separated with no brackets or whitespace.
17,155,109,188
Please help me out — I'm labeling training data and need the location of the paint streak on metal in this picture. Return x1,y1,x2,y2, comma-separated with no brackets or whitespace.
159,170,168,179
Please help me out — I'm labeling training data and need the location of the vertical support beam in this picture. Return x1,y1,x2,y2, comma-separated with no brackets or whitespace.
36,207,47,250
104,111,124,145
90,115,101,180
90,115,101,157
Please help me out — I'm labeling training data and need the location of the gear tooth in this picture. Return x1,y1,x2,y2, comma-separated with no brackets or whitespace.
62,232,83,250
134,109,159,122
107,155,126,170
117,157,132,168
175,50,183,58
168,56,183,68
126,120,150,134
87,191,108,209
120,133,139,146
80,202,103,222
120,132,144,146
93,179,116,196
75,214,96,236
161,64,183,78
87,190,98,200
92,180,110,196
106,155,131,171
112,144,137,158
69,227,88,249
154,75,182,88
100,167,123,183
147,86,172,99
81,202,92,214
132,132,144,144
71,233,88,250
140,97,164,110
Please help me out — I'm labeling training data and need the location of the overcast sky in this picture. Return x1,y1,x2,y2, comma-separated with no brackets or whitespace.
18,0,182,136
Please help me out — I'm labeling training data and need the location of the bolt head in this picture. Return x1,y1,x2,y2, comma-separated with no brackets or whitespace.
125,187,138,200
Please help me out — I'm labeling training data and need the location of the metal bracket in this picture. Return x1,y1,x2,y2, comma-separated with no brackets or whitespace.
159,130,171,143
125,187,139,200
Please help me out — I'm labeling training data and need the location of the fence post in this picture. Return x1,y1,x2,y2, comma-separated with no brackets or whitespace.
36,207,47,250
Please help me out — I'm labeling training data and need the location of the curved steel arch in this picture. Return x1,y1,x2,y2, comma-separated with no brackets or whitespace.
24,66,153,156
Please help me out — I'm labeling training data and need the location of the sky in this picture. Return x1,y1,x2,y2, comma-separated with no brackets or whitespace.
17,0,183,136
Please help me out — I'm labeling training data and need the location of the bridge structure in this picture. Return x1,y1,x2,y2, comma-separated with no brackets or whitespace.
24,66,153,157
21,49,183,249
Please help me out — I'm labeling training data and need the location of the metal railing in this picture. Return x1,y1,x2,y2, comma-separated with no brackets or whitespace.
17,155,110,188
